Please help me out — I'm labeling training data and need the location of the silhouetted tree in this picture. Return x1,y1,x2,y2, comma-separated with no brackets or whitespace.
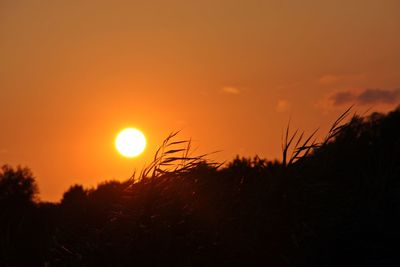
0,164,38,207
0,165,45,265
61,184,88,207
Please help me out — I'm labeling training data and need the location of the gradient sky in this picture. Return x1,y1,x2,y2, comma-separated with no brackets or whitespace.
1,0,399,201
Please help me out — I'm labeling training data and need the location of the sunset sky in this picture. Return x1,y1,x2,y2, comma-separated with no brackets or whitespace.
1,0,399,201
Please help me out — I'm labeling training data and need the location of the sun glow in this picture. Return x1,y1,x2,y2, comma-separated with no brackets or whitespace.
115,128,147,158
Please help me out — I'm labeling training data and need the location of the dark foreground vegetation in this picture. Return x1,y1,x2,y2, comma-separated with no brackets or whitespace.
1,107,400,266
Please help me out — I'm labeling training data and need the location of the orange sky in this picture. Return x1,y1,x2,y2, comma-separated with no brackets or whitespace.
1,0,399,201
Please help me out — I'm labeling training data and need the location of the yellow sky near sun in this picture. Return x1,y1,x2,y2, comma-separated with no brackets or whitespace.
0,0,399,201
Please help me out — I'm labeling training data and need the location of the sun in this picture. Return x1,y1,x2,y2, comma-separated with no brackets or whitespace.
115,128,147,158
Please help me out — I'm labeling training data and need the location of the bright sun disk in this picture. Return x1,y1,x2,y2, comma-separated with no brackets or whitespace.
115,128,146,158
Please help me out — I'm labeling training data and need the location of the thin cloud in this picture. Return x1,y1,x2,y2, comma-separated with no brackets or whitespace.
318,73,365,85
330,88,400,106
330,91,356,106
319,75,340,84
276,100,291,112
221,86,240,95
358,88,400,104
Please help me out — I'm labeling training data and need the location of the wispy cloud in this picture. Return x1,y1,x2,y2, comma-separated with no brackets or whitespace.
276,100,291,112
221,86,240,95
318,73,365,85
319,75,341,84
330,91,356,106
358,88,400,104
330,88,400,106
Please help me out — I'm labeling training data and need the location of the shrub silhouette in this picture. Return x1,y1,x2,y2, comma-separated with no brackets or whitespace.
0,165,47,265
61,184,88,207
0,165,38,207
